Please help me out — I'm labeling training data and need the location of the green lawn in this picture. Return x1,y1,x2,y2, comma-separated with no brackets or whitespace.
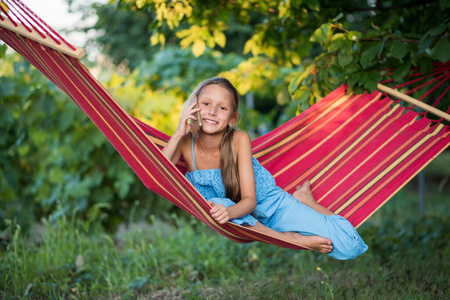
1,173,449,299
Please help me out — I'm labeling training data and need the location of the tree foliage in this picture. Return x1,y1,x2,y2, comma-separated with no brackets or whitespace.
0,49,180,231
85,3,159,70
111,0,450,111
0,42,245,229
2,0,449,228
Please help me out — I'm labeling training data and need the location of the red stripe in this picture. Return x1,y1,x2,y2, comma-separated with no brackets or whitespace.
1,27,449,246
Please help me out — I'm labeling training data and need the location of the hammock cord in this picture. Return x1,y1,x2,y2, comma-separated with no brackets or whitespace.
377,61,450,122
2,0,75,49
1,0,450,249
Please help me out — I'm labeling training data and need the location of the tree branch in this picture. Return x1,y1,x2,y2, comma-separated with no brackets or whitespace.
333,0,440,13
360,38,420,43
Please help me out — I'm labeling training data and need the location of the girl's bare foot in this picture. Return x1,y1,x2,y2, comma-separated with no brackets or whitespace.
251,223,332,253
292,180,317,207
284,232,333,254
292,181,335,216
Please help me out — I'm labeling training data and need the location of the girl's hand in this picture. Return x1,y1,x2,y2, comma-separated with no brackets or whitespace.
174,101,201,138
209,201,230,224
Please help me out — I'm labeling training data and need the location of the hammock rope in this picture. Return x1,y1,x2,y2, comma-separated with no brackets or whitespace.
0,0,84,58
1,0,449,249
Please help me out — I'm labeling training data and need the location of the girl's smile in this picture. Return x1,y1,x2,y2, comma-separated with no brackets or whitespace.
203,118,218,125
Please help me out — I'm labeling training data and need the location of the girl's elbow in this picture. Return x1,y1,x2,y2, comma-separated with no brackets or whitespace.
239,196,257,213
248,198,257,212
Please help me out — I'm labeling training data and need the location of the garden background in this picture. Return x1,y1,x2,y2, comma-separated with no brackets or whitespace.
1,0,449,298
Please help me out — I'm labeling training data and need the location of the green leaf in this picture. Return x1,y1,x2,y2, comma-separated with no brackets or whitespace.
338,51,353,67
310,24,331,47
347,31,362,42
330,64,343,75
115,170,135,199
327,77,340,85
368,70,382,82
135,0,146,9
390,40,407,60
332,13,344,21
65,177,90,199
410,51,421,67
288,72,301,92
344,64,361,74
440,0,450,9
304,0,320,11
359,71,369,85
419,36,433,54
48,167,65,184
58,109,75,132
393,61,411,82
434,37,450,63
0,106,14,127
430,22,449,36
353,85,366,95
328,33,352,52
420,57,433,76
0,44,7,59
392,30,402,38
0,80,16,97
360,44,381,69
364,79,378,93
289,65,313,92
378,38,388,58
292,86,310,105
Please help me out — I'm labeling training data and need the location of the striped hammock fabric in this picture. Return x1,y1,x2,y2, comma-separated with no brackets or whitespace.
1,2,450,249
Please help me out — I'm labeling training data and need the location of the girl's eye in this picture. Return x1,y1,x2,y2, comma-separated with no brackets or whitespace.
220,106,227,110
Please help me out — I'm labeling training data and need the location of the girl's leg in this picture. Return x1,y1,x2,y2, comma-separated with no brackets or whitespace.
292,181,335,216
250,222,333,254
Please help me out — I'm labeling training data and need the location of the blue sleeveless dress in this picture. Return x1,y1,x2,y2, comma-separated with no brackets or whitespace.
185,137,368,260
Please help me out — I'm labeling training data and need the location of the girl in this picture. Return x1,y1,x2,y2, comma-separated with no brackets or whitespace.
162,77,368,260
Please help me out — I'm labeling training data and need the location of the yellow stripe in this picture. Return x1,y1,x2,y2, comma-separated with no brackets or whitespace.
273,93,376,178
16,38,216,225
10,32,450,240
56,53,244,238
16,34,251,241
319,113,416,205
257,92,353,159
253,88,347,154
311,98,396,186
354,130,450,228
23,41,204,222
335,122,444,214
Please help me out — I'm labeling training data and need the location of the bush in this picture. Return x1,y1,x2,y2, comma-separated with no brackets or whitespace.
0,52,174,232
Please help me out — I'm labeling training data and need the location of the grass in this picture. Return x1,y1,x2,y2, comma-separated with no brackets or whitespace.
0,179,449,299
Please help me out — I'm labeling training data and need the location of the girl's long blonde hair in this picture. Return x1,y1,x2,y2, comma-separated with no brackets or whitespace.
184,78,241,202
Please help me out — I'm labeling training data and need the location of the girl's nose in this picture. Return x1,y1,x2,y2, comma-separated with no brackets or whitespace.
209,107,217,116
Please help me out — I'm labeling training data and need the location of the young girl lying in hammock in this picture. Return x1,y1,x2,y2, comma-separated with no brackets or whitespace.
162,77,368,260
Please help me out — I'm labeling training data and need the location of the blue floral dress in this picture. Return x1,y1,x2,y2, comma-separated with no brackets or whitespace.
185,137,368,260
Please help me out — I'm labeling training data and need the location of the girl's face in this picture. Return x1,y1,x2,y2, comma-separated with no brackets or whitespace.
197,84,237,135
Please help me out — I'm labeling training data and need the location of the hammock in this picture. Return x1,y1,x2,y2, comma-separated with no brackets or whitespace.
1,0,450,250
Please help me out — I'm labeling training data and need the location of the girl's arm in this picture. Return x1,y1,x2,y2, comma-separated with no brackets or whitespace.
210,131,257,223
162,101,201,164
162,133,184,165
